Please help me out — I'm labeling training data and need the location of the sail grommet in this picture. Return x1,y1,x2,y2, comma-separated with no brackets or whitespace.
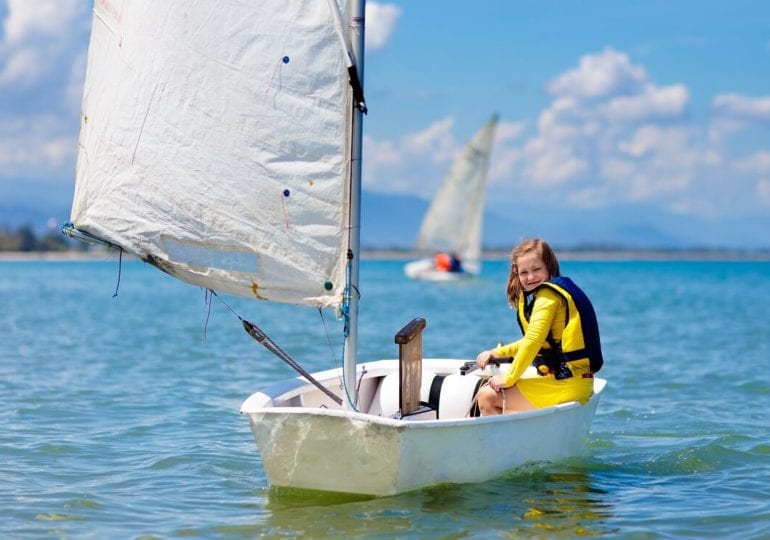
324,281,333,291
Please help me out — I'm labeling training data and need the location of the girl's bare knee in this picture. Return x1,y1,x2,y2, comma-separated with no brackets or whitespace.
476,386,500,416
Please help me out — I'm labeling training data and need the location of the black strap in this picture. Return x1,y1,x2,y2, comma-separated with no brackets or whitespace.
347,66,367,113
468,378,486,417
427,375,446,415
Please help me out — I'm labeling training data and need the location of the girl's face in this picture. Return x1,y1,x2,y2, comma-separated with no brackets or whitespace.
516,251,550,292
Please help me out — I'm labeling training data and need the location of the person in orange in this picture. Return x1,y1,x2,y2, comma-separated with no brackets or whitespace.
434,252,463,272
434,252,452,271
474,238,603,415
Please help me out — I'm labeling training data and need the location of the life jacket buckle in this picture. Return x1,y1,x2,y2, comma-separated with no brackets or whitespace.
532,353,573,380
553,362,573,380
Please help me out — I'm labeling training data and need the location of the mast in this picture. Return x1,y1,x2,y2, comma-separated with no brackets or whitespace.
343,0,365,410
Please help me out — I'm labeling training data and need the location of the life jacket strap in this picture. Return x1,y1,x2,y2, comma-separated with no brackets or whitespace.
532,349,573,380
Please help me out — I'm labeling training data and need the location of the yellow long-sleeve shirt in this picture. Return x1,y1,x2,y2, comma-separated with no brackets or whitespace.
494,287,566,387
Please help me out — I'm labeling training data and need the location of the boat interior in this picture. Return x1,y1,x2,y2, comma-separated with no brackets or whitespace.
245,318,488,421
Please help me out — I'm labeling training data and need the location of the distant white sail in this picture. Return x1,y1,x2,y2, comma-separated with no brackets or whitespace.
71,0,353,307
414,115,498,266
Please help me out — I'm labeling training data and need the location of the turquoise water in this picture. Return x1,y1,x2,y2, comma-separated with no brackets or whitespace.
2,257,769,538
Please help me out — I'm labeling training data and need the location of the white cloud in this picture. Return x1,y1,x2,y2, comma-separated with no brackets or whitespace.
708,98,770,194
41,135,76,167
0,0,89,86
599,124,699,204
712,93,770,122
519,136,588,186
65,50,88,110
733,151,770,174
0,115,77,177
537,97,595,139
708,95,770,158
623,128,697,200
403,117,455,162
487,120,526,183
547,48,647,100
707,116,743,150
365,2,401,51
3,0,70,43
602,84,689,123
487,145,521,186
500,51,707,210
0,46,41,84
365,116,528,195
364,136,401,166
617,125,690,159
495,120,527,143
0,1,90,183
364,117,458,193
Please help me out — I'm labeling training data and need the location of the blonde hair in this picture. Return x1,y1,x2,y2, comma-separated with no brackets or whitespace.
505,238,561,307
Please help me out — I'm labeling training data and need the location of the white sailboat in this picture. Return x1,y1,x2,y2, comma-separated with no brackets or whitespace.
404,116,498,281
66,0,606,497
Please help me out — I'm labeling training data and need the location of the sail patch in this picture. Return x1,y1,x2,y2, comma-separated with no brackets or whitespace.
162,237,259,274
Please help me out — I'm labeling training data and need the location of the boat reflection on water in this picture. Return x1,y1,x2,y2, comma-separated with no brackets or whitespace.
260,464,614,537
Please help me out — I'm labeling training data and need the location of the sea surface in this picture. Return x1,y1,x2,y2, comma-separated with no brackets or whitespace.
2,256,769,539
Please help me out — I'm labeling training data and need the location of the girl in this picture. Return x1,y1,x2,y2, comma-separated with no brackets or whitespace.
475,238,603,415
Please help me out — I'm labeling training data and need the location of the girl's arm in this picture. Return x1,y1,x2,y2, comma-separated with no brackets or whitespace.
500,288,561,387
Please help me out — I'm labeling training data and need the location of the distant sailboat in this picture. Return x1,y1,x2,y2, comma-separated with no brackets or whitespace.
404,115,498,281
65,0,605,497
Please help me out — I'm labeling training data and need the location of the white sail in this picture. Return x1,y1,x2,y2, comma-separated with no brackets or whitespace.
414,115,498,265
71,0,353,307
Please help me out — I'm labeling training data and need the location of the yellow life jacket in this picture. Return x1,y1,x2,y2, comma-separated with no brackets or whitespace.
517,276,603,374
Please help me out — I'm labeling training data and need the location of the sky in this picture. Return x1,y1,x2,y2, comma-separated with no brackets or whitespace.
1,0,769,248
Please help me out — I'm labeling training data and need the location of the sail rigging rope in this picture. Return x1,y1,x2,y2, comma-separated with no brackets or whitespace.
112,248,123,298
61,223,126,297
207,290,343,406
203,289,214,341
340,249,363,410
317,307,340,367
317,306,368,413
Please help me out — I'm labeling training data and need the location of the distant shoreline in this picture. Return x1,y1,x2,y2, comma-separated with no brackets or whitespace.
365,249,770,261
2,249,770,261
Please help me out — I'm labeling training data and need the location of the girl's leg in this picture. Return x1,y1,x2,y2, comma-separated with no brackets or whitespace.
476,384,502,415
500,385,537,414
477,384,536,416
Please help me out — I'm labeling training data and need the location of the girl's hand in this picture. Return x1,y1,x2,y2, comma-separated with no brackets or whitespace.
488,375,504,392
476,350,494,369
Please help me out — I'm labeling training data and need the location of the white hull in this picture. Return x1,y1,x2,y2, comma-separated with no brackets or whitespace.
241,359,606,496
403,258,480,282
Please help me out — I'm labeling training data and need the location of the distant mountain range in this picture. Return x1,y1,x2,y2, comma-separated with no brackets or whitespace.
2,179,769,251
362,191,770,251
